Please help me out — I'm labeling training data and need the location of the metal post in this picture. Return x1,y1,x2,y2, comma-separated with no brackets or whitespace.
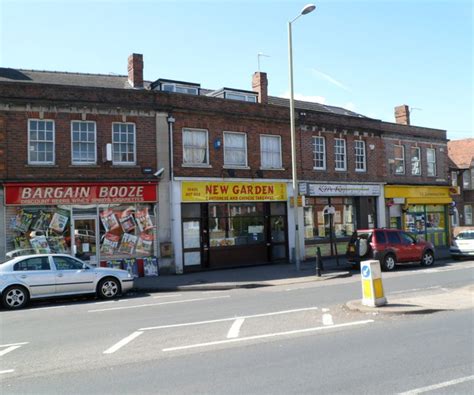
316,246,323,277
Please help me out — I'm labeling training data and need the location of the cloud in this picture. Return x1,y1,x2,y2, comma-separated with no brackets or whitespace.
280,90,326,104
310,68,352,92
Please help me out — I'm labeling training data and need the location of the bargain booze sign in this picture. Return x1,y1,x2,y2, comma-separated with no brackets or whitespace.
4,183,157,206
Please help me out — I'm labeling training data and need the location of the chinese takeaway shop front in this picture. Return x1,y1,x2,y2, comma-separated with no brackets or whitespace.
384,185,453,247
4,182,159,276
178,181,289,272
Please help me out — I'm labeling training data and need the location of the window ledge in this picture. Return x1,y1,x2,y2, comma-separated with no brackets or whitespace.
182,164,212,168
313,167,326,171
223,165,250,170
112,164,139,168
69,164,100,168
25,164,58,168
355,169,367,173
260,167,285,171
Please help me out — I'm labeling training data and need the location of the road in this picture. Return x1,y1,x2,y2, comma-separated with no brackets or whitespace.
1,259,473,394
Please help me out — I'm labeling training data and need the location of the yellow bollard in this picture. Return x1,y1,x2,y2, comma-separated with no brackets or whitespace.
361,260,387,307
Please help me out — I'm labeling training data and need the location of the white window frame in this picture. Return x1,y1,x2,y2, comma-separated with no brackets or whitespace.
411,146,421,176
427,148,436,177
182,128,209,166
71,121,97,165
260,134,282,169
462,170,471,189
334,138,347,171
451,171,458,187
223,131,248,168
355,140,366,172
312,136,326,170
162,83,198,95
28,119,55,165
112,122,136,165
224,91,257,102
394,145,405,175
464,205,473,225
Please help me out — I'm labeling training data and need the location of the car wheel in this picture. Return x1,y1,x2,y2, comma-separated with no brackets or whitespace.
2,285,29,310
97,277,121,299
382,254,396,271
421,250,435,266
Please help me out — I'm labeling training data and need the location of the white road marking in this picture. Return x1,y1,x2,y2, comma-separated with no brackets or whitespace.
0,370,14,375
227,318,245,339
0,346,21,357
321,308,330,312
0,342,29,348
389,286,441,295
153,294,182,299
398,375,474,394
89,295,230,313
162,320,374,352
322,313,334,326
139,307,320,331
103,331,144,354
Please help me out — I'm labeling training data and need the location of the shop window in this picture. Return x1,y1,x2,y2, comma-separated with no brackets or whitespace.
260,135,282,169
334,138,346,171
313,136,326,170
112,123,136,165
411,147,421,175
427,148,436,177
465,205,473,225
183,128,209,166
182,203,201,218
224,132,247,167
71,121,97,164
394,145,405,175
28,119,55,165
355,140,366,172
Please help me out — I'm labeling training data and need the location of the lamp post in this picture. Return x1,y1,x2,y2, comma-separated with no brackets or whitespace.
288,3,316,270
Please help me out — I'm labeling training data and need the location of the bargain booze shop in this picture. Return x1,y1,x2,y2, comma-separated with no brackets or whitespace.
3,182,159,276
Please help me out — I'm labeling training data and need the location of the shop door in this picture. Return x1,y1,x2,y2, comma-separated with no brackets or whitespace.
268,202,288,261
72,217,98,266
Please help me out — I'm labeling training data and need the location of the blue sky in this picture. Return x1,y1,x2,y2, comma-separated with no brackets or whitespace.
1,0,472,140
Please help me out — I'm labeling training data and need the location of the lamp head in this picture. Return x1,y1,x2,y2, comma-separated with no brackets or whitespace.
301,4,316,15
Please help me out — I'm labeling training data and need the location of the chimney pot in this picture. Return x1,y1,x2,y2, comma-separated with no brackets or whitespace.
394,104,410,125
128,53,144,89
252,72,268,104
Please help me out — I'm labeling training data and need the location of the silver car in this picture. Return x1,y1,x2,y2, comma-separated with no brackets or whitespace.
450,230,474,259
0,254,134,310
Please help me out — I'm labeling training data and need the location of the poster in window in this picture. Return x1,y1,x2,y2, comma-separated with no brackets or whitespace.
100,233,120,255
107,260,123,269
136,207,154,232
143,256,159,277
47,236,68,253
123,258,139,278
14,236,30,250
49,209,69,233
30,235,50,252
119,207,136,233
317,211,324,224
100,209,120,232
136,233,154,255
32,211,52,232
334,211,341,224
12,209,34,233
119,233,138,254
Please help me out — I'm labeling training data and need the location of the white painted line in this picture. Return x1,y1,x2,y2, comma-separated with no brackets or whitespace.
0,342,28,348
389,286,441,295
321,308,330,313
153,294,182,299
0,346,21,357
89,295,230,313
139,307,319,331
398,375,474,394
0,370,14,375
103,331,144,354
163,320,374,352
227,318,245,339
322,313,334,326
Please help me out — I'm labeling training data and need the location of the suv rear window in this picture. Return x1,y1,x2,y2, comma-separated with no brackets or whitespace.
387,231,401,244
374,230,386,244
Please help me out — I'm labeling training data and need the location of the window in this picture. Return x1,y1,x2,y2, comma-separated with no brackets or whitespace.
387,231,401,244
451,171,458,187
355,140,366,172
394,145,405,174
427,148,436,176
334,138,346,171
224,132,247,167
112,123,136,164
183,128,209,165
313,136,326,170
463,170,471,189
53,256,84,270
28,119,55,164
162,83,198,95
71,121,96,164
411,147,421,175
465,205,473,225
400,232,415,245
260,135,282,169
14,257,50,271
225,91,257,102
374,230,386,244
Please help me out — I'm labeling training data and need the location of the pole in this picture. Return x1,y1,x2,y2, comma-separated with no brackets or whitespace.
288,20,300,271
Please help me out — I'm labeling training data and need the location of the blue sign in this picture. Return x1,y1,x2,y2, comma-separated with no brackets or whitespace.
362,265,371,279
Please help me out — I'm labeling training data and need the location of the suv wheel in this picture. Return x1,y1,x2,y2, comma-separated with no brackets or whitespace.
421,250,435,266
382,254,396,271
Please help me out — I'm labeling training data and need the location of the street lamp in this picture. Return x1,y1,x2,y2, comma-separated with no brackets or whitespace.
288,3,316,270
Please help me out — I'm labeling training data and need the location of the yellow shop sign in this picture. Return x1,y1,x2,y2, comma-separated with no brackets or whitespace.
182,181,287,202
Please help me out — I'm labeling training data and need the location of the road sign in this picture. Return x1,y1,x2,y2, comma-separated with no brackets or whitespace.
360,260,387,307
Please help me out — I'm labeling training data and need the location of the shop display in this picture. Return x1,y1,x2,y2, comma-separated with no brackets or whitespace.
136,233,154,255
47,236,68,253
32,211,52,232
136,207,154,232
119,233,138,255
119,207,136,233
123,258,139,278
100,233,120,255
29,235,50,252
49,210,69,233
12,209,34,233
106,259,123,269
143,256,159,277
100,209,120,232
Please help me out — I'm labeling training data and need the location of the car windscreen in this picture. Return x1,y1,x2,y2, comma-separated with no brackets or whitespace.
457,232,474,240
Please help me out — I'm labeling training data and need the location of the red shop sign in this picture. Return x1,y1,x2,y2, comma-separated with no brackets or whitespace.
4,182,157,206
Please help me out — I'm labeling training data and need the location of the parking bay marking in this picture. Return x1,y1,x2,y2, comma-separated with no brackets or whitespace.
0,342,29,357
0,370,15,375
398,374,474,394
227,318,245,339
103,331,144,354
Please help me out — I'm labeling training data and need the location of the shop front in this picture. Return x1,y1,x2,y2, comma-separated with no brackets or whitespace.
4,182,159,276
300,183,384,257
179,181,289,271
385,185,453,247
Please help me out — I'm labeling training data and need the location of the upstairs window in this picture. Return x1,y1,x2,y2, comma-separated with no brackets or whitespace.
451,171,458,186
71,121,96,164
225,92,257,102
183,128,209,166
427,148,436,176
355,140,366,172
463,170,471,189
411,147,421,175
161,83,199,95
260,135,282,169
334,138,346,171
112,123,136,165
28,119,55,165
224,132,247,167
313,136,326,170
394,145,405,174
465,205,473,225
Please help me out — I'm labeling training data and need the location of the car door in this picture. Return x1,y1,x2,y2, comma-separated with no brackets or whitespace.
399,231,420,261
385,230,404,261
12,256,56,297
52,255,97,295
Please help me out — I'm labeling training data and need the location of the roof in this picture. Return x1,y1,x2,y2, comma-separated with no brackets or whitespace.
448,138,474,169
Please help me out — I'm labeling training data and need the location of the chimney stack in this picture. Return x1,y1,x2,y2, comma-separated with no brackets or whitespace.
394,105,410,125
252,72,268,104
128,53,143,89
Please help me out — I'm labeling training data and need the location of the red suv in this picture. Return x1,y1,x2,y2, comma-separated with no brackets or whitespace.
346,229,435,271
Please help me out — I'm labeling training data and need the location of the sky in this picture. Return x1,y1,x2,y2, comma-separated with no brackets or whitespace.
0,0,472,140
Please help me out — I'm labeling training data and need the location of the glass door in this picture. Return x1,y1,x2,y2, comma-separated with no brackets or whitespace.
72,217,98,266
